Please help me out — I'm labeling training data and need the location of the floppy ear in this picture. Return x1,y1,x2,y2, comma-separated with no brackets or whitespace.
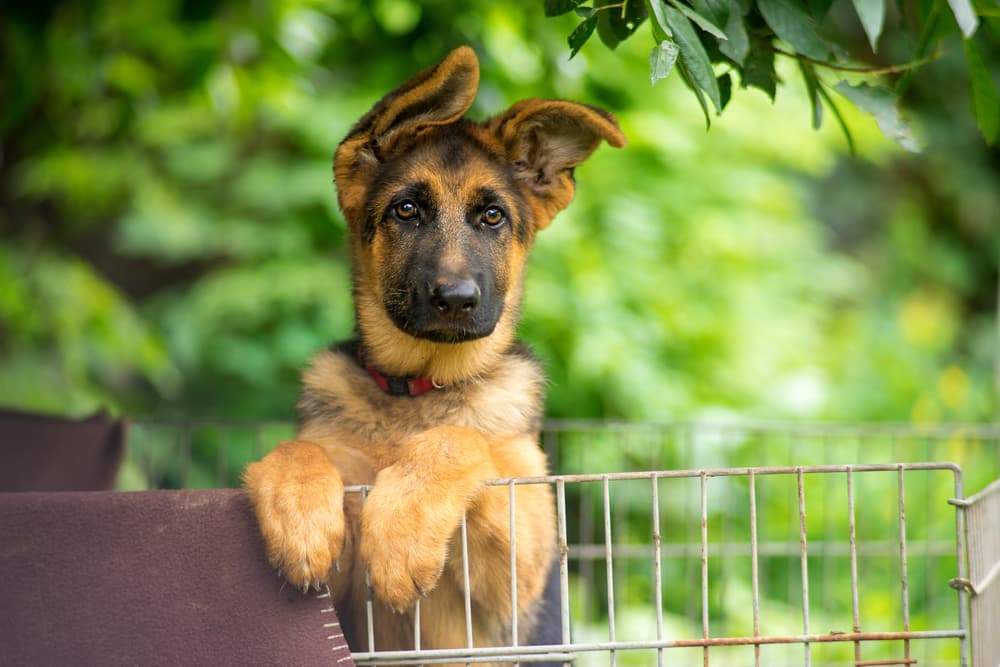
334,47,480,226
489,99,626,229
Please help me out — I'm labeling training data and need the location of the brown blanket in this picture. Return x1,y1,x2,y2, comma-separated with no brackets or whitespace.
0,489,353,666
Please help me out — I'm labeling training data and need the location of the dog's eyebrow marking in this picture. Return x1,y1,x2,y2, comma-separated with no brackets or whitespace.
389,181,434,209
468,186,506,211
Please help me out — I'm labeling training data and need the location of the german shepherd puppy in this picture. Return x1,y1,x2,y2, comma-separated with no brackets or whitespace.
243,46,624,661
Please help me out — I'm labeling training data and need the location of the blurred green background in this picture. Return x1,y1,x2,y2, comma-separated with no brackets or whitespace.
2,3,997,662
1,0,997,423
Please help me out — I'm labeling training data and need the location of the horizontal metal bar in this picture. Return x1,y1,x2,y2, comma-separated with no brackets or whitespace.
541,418,1000,438
351,629,967,663
566,539,956,559
353,652,575,665
133,417,1000,437
344,462,962,494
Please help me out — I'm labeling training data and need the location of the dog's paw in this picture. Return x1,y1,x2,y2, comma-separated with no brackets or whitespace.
359,466,462,611
243,440,345,593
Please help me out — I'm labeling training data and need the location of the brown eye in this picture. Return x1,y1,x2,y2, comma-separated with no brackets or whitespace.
394,200,419,221
481,206,505,227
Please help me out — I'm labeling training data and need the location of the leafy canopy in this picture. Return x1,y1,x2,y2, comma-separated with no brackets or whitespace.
545,0,999,147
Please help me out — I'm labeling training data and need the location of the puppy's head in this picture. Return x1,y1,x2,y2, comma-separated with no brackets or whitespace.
334,47,625,380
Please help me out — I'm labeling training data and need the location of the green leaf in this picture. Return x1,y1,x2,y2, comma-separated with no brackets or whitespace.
963,38,1000,143
646,0,673,41
817,83,856,153
690,0,730,28
665,5,723,112
851,0,885,51
798,61,823,129
757,0,831,60
741,35,777,100
650,39,681,84
597,0,647,48
568,15,599,57
546,0,585,16
718,72,733,109
668,0,728,39
677,60,713,128
575,6,597,17
945,0,979,37
834,81,920,151
719,0,750,64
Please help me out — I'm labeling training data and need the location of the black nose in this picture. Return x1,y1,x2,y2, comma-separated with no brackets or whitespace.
430,279,481,317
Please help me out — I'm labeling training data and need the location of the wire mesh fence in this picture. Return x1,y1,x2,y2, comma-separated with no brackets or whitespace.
124,420,1000,666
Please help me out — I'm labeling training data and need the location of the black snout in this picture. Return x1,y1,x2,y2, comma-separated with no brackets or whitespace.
430,279,481,318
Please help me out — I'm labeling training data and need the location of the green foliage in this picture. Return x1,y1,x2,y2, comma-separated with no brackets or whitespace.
0,0,996,426
546,0,1000,147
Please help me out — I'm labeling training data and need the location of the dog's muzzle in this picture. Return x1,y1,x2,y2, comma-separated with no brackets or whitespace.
386,273,501,343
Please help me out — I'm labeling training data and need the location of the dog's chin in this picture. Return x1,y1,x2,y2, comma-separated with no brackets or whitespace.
399,323,497,344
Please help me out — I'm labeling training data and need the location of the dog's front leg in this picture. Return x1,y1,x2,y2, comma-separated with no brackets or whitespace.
360,425,495,612
243,440,350,596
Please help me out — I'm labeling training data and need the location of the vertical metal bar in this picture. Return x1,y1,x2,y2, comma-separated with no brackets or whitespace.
544,428,559,474
848,468,861,666
701,471,709,667
556,478,571,655
462,511,473,657
953,469,970,667
509,480,519,655
797,468,811,667
580,439,593,623
602,475,617,667
413,598,421,652
180,423,192,488
652,474,664,667
143,425,155,489
749,469,761,667
684,426,697,626
361,486,375,653
897,465,911,664
216,427,229,487
253,423,264,460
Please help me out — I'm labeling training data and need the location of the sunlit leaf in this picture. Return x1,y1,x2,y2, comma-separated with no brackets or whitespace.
649,39,680,84
834,81,920,151
851,0,885,51
945,0,978,37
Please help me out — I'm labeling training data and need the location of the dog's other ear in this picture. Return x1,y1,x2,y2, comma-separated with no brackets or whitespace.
489,100,626,229
335,47,479,225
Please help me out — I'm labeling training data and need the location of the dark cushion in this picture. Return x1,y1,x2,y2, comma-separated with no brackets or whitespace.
0,488,353,666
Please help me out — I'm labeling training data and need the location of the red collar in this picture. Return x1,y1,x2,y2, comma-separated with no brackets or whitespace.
355,345,440,397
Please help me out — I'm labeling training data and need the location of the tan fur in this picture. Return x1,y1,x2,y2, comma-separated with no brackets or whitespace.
243,46,624,665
